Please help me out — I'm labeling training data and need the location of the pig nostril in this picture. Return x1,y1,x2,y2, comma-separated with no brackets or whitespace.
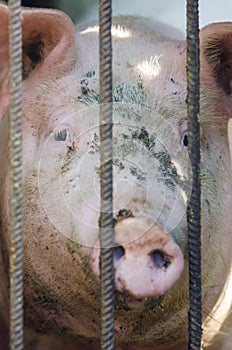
151,250,171,269
114,245,125,263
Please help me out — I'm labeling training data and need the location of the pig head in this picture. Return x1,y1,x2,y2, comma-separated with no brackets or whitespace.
1,4,232,350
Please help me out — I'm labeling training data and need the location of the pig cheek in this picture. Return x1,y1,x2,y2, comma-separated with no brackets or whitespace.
61,183,100,246
22,219,100,336
0,89,9,120
22,131,41,179
22,178,91,278
35,139,101,247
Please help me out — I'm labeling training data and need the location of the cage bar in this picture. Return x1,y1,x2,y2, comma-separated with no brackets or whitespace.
8,1,24,349
5,0,203,349
99,0,115,349
186,0,202,349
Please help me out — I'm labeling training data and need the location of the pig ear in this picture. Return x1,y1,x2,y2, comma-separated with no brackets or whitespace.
0,4,77,119
200,22,232,115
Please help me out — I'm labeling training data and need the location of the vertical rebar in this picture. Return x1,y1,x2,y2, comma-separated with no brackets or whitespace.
186,0,202,349
99,1,114,350
8,1,24,349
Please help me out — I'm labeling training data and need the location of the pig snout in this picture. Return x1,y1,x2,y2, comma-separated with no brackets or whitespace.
91,217,184,299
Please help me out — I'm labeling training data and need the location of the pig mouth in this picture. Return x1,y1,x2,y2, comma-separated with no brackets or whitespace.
115,289,165,310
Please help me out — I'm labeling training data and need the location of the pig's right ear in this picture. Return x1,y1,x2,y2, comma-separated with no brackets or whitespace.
200,23,232,117
0,4,77,119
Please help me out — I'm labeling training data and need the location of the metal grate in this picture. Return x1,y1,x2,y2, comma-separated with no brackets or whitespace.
99,1,115,350
186,0,202,349
8,1,24,350
6,0,202,349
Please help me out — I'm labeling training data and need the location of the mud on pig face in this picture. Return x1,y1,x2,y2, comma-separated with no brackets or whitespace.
1,4,232,349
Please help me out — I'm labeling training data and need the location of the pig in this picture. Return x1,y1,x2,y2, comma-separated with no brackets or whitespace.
1,3,232,350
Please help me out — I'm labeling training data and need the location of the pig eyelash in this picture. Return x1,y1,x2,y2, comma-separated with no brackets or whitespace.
54,129,71,142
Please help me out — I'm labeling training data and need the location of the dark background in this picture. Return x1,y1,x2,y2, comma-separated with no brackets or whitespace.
21,0,57,7
6,0,97,21
7,0,58,8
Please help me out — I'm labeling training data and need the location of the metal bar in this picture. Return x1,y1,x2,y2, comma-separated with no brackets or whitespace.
186,0,202,349
8,1,24,349
99,1,114,350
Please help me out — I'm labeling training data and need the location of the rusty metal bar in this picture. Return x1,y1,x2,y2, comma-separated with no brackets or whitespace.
8,1,24,349
186,0,202,349
99,0,114,349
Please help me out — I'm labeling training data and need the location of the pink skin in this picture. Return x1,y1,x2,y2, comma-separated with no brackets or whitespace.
92,217,184,298
1,3,232,350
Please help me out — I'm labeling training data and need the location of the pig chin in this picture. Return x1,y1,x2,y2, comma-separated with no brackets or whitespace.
115,289,165,310
91,217,185,307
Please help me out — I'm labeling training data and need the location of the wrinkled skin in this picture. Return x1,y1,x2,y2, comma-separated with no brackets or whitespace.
1,4,232,350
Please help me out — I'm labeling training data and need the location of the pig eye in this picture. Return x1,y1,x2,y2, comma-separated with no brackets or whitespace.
54,129,71,142
183,134,188,147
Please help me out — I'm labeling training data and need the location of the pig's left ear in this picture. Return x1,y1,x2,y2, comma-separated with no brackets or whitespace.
0,4,77,119
200,22,232,116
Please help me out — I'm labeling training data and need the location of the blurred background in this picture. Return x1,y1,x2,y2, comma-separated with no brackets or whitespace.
6,0,232,33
